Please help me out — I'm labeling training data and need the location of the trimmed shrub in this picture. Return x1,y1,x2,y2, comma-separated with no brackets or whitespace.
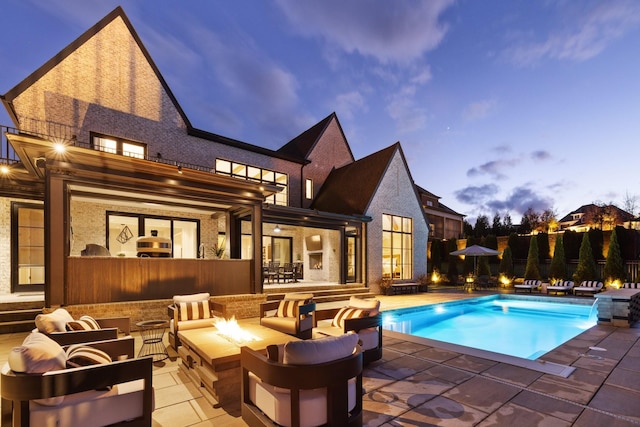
524,236,541,280
549,234,567,281
573,232,598,283
603,228,626,284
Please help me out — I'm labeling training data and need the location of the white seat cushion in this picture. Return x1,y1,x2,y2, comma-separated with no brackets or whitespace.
30,379,153,427
249,373,355,427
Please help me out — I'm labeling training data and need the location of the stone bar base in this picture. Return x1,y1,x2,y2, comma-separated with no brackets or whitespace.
594,289,640,327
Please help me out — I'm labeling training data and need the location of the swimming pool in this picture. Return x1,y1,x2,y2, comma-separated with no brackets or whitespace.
382,295,597,360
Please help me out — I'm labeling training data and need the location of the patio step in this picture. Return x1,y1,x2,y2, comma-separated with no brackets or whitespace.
0,307,42,334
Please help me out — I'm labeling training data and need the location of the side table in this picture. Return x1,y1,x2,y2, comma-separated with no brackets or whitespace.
137,319,169,362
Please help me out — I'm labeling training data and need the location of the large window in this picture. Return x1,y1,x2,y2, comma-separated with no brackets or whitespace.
382,214,412,280
92,133,146,159
215,159,288,206
12,203,45,292
107,212,199,258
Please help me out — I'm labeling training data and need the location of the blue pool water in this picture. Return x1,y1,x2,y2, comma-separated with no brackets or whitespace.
382,295,597,359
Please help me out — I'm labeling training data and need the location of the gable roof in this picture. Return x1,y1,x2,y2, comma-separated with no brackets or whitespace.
1,6,306,164
312,142,424,218
1,6,191,129
277,112,354,162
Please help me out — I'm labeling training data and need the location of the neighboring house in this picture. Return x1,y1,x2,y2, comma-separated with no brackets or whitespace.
558,204,634,232
416,186,464,240
0,6,428,306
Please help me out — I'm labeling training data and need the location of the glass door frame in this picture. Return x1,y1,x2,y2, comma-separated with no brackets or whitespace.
11,202,45,293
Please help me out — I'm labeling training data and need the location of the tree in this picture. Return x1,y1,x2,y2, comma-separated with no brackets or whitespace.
623,191,638,217
549,234,567,281
539,208,558,233
503,213,514,235
573,232,597,283
474,215,490,237
603,228,626,284
524,236,541,280
446,239,459,283
520,207,540,235
498,245,514,278
430,239,443,273
463,220,473,237
492,213,502,236
537,232,550,262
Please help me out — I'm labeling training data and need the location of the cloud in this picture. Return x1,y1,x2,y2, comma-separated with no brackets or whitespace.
531,150,551,161
486,186,553,216
467,158,520,180
386,86,428,133
335,91,367,120
462,99,496,121
455,184,500,205
275,0,455,63
504,1,640,66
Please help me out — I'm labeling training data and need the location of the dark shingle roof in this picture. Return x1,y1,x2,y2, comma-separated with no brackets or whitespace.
277,113,335,159
311,143,399,215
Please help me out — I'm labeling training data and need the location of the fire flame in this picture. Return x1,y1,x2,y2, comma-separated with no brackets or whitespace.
212,316,260,345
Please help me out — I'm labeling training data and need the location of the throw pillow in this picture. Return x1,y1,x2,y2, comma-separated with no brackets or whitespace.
178,300,211,321
8,332,66,374
173,292,210,304
276,299,301,318
282,293,314,304
66,345,112,368
332,307,369,329
35,308,75,333
66,315,101,331
283,333,359,365
348,296,380,316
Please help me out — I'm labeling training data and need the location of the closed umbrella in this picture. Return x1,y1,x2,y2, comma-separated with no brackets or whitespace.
449,244,501,277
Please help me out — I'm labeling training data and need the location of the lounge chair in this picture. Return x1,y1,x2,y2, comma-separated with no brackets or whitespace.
547,280,574,295
1,333,153,427
313,296,383,364
513,279,541,293
34,308,131,346
241,333,363,427
167,292,226,350
260,293,315,339
573,280,603,296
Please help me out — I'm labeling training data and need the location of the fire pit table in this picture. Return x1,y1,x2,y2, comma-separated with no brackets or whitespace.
177,318,298,405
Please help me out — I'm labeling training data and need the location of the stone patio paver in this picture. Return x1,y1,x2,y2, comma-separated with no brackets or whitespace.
444,375,521,414
477,402,572,427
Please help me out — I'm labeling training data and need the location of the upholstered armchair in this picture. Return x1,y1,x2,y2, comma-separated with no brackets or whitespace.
34,308,131,346
259,293,315,340
1,333,153,427
314,296,383,364
241,333,363,427
167,292,226,350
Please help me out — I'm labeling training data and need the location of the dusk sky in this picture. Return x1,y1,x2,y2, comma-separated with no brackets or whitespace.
2,1,640,224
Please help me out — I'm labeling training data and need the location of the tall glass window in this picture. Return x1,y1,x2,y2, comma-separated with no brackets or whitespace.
382,214,413,280
12,203,45,292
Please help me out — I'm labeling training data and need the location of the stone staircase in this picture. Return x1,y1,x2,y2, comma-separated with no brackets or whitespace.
0,300,43,334
264,283,376,305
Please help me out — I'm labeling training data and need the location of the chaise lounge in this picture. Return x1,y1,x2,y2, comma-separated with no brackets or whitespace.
546,280,575,295
572,280,604,296
513,279,541,293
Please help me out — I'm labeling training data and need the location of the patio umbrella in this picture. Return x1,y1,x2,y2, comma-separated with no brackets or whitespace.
449,244,501,276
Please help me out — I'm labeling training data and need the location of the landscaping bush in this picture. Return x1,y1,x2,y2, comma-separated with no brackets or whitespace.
604,228,626,284
573,232,598,283
524,236,541,280
549,234,567,281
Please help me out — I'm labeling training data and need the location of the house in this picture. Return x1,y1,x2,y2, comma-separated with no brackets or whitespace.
0,6,429,309
558,204,634,232
416,185,465,240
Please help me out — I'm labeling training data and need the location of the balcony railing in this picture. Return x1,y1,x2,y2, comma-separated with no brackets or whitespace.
0,126,19,165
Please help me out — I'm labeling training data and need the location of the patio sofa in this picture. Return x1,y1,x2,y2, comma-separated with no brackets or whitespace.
1,332,153,427
573,280,604,296
513,279,541,293
547,280,575,295
241,333,363,427
259,293,315,340
167,292,227,350
34,307,130,346
313,296,383,364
